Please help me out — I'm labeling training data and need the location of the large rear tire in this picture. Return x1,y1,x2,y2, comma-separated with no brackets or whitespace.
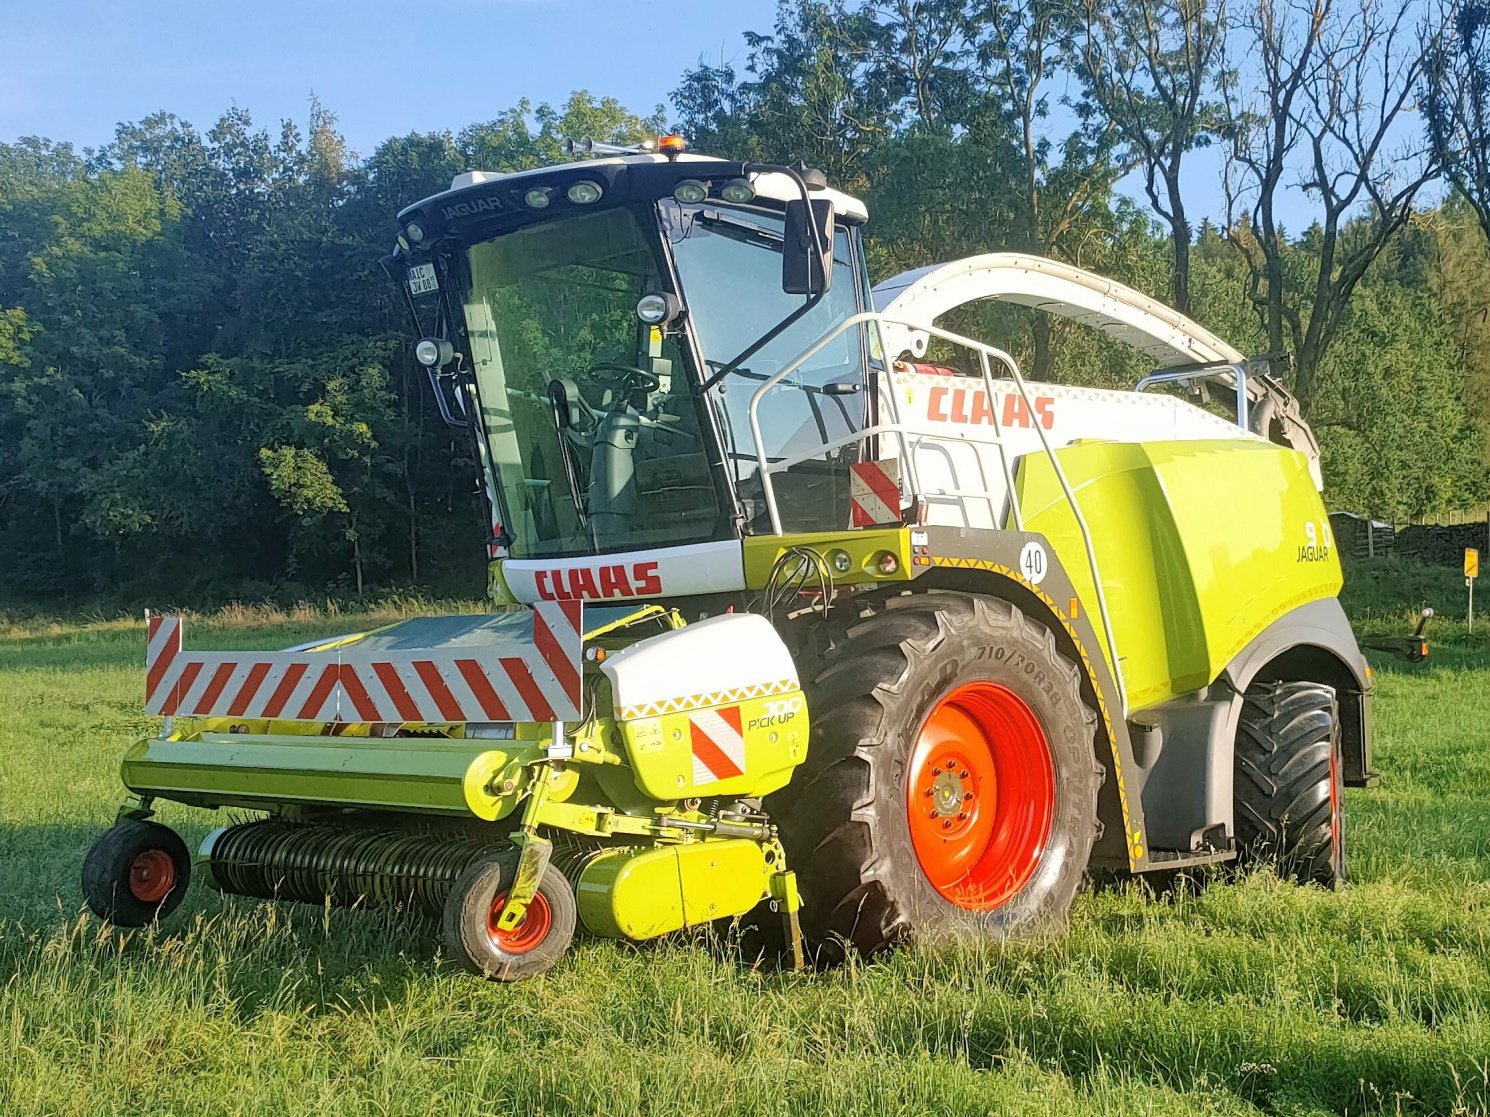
1233,680,1344,885
768,591,1102,961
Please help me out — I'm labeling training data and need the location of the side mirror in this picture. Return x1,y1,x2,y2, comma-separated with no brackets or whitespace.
782,198,835,296
548,379,594,434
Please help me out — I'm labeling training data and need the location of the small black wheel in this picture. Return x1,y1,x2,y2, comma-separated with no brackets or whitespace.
442,855,576,981
1234,680,1344,885
82,819,192,926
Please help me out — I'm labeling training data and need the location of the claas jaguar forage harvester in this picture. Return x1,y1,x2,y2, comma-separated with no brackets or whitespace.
82,134,1379,980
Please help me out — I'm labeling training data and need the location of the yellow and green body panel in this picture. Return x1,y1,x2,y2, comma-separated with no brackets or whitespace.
121,732,527,817
616,692,809,801
1013,439,1341,712
741,526,917,587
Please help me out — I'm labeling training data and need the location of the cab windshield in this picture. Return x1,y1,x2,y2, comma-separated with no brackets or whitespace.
459,206,720,558
666,203,868,531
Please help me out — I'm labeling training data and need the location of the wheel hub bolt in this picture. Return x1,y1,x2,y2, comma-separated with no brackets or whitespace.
963,791,973,801
941,819,953,830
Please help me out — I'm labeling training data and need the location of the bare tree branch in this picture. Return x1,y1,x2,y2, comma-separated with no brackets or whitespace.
1072,0,1227,311
1220,0,1443,412
1423,0,1490,245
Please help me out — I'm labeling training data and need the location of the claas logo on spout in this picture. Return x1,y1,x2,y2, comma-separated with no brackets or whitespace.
927,385,1054,430
535,561,663,600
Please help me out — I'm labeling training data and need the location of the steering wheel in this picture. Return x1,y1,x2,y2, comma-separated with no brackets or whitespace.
586,363,661,394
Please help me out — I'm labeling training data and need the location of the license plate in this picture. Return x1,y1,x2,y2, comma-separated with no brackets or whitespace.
406,263,439,296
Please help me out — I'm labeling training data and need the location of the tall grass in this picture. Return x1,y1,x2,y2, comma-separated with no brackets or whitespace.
2,572,1488,1115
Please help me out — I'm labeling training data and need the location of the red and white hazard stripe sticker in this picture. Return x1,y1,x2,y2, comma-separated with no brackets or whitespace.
143,601,583,725
688,705,746,784
145,615,184,712
849,458,902,527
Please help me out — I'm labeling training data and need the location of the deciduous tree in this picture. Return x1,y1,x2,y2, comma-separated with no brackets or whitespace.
1071,0,1227,312
1220,0,1443,413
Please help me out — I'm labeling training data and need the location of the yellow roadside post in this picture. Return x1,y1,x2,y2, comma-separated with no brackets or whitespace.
1467,549,1480,632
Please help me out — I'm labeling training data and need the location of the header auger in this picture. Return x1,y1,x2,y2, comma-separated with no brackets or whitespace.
83,138,1375,979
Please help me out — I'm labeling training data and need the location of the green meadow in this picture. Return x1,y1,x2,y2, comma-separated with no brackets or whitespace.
2,563,1488,1116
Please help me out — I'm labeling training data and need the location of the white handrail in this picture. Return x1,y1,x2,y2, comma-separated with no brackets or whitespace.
735,310,1129,714
917,321,1128,714
745,312,921,532
976,345,1024,532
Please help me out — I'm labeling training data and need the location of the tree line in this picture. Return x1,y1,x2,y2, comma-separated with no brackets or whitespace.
1,0,1487,602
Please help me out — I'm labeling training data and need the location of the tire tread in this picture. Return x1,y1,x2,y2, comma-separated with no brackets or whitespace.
1233,680,1342,885
769,591,1101,960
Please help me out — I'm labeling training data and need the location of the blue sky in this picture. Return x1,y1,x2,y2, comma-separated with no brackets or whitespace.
1,0,780,157
3,0,1429,235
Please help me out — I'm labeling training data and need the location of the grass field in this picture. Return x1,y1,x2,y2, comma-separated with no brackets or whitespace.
2,567,1489,1116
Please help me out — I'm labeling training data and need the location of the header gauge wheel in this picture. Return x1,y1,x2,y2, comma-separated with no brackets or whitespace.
768,591,1103,961
442,854,576,981
82,819,192,927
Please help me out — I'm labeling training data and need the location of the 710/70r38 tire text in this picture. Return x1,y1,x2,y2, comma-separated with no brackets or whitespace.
767,590,1104,961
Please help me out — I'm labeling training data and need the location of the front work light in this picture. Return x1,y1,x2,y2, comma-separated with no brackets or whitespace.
635,291,682,326
415,338,454,368
524,187,553,209
672,179,709,204
566,181,603,205
405,222,426,244
720,177,755,204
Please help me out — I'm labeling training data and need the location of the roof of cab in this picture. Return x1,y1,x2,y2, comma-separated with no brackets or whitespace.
406,152,870,223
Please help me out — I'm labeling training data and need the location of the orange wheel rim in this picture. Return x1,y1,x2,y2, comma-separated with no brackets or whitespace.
128,850,176,904
486,890,553,955
906,681,1055,910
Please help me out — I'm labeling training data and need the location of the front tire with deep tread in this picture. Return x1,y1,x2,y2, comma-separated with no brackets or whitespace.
768,591,1103,962
1233,680,1344,885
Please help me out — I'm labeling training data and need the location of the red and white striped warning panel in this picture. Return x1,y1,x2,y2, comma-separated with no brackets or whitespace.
688,705,747,784
849,458,902,527
144,603,583,724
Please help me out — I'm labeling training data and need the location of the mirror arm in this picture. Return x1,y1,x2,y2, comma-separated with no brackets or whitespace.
426,368,470,430
698,163,827,393
748,162,829,286
383,251,473,429
699,290,827,393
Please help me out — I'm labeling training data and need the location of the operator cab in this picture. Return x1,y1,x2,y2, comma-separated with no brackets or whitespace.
388,144,875,560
